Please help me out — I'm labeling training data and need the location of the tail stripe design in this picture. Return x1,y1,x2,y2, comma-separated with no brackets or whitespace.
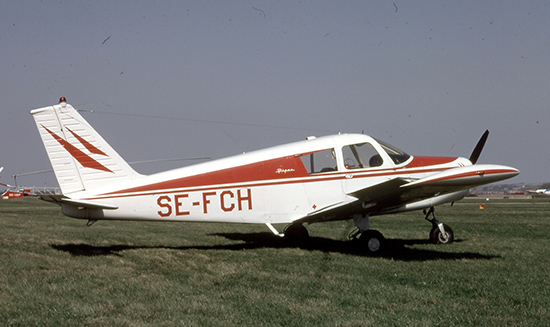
65,126,108,156
41,124,113,173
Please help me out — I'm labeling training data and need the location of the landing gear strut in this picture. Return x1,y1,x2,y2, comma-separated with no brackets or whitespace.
424,206,454,244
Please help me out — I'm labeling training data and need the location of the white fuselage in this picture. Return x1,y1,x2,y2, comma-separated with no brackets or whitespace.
61,134,497,224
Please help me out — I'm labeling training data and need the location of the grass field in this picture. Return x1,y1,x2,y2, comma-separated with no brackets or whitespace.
1,197,549,326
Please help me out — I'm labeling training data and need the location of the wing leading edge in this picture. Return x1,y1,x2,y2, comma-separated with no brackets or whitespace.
298,164,519,224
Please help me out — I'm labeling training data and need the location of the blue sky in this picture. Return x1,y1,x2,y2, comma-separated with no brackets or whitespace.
1,1,549,187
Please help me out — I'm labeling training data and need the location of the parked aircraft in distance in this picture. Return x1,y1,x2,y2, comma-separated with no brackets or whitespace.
30,98,519,252
529,188,550,195
1,179,32,200
1,187,32,200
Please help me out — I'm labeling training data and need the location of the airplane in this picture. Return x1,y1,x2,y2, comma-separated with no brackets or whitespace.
2,167,29,200
1,167,41,200
30,98,519,253
526,188,550,196
1,180,32,200
1,167,32,200
1,187,32,200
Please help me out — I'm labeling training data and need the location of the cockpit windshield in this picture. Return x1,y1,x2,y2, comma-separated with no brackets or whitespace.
375,138,411,165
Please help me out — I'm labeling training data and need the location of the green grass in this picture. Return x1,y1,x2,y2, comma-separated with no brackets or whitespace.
1,197,549,326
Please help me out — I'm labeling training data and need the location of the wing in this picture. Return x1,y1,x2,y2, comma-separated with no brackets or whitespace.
297,164,518,224
296,177,410,224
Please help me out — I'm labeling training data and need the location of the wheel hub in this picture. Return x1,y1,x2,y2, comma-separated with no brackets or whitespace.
367,238,381,252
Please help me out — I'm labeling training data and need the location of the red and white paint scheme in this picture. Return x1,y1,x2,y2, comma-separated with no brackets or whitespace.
1,189,31,200
1,171,32,200
30,98,519,252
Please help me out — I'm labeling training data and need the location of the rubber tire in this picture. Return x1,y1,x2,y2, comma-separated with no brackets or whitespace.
359,230,385,253
284,224,309,245
429,224,454,244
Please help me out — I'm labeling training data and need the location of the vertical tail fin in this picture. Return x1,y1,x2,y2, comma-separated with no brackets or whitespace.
30,98,143,195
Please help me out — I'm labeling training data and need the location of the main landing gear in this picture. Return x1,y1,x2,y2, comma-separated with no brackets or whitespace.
281,218,386,253
284,223,309,244
424,206,454,244
349,214,386,254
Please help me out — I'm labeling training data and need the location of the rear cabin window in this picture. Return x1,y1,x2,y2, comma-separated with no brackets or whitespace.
299,149,337,174
342,143,383,169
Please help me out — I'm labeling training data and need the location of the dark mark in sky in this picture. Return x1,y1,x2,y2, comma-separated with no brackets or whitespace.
101,35,111,45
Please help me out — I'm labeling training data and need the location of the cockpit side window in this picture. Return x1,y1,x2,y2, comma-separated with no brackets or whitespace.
375,139,411,165
342,143,383,169
299,148,337,174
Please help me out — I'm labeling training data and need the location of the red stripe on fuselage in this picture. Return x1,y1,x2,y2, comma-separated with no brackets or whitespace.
92,155,462,200
101,155,311,196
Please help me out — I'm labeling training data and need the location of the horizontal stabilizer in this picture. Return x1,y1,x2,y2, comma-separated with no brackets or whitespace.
59,198,118,210
39,194,118,210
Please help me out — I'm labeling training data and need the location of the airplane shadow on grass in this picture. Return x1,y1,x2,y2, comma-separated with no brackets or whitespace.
50,232,499,261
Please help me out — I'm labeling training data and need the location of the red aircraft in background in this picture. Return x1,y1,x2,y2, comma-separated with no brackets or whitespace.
1,167,32,200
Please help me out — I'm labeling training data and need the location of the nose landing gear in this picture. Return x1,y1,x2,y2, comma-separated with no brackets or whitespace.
424,206,454,244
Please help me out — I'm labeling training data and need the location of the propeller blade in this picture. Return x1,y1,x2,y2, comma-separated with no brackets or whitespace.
469,130,489,164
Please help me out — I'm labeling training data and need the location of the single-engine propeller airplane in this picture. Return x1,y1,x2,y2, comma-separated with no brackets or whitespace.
30,98,519,252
